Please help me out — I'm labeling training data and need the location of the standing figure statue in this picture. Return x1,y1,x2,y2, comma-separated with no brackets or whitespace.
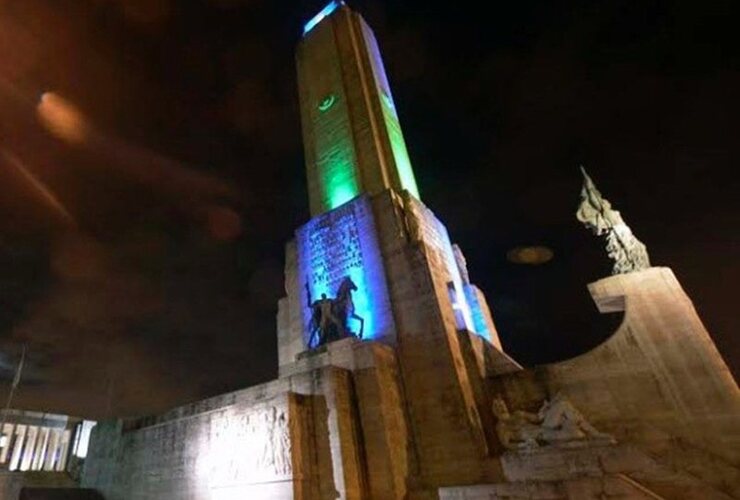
306,283,341,348
576,166,651,275
306,276,365,349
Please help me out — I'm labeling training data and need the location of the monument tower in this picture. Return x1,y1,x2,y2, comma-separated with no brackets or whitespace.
278,0,515,493
296,0,420,216
80,3,740,499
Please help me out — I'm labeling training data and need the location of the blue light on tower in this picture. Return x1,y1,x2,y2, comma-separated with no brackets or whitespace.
464,284,493,342
296,196,394,348
303,1,343,36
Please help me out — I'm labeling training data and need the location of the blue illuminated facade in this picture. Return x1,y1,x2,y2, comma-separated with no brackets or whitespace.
296,196,394,347
463,284,493,343
420,201,476,334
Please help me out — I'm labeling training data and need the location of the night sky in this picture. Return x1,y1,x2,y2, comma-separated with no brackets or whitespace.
0,0,737,418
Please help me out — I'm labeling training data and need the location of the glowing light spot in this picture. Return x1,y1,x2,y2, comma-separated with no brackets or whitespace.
303,1,342,35
37,92,89,144
507,246,554,265
318,94,337,112
328,181,357,209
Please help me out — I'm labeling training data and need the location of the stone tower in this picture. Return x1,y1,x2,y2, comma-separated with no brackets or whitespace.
278,1,515,494
296,0,419,216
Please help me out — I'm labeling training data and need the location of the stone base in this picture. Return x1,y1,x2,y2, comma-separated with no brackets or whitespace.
285,337,374,376
442,442,736,499
439,476,660,500
82,338,414,500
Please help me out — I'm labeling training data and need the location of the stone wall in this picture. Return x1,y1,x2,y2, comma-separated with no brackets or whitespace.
85,187,740,499
371,191,505,489
541,267,740,463
83,392,300,500
274,189,510,494
83,338,418,499
489,266,740,497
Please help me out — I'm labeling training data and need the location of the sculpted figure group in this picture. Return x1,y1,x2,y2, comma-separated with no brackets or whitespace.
492,393,615,451
576,167,651,275
306,276,364,348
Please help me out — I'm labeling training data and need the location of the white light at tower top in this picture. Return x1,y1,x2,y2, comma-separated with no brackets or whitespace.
303,1,343,35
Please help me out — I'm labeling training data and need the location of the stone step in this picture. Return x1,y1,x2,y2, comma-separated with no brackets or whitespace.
439,474,665,499
497,443,734,499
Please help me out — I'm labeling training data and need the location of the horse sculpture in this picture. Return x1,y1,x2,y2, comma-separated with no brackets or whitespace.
306,276,364,349
333,276,364,340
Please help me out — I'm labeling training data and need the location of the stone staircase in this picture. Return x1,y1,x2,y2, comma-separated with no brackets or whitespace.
439,442,737,499
621,425,740,498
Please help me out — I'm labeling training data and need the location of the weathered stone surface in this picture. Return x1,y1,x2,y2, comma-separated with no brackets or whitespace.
491,267,740,498
439,476,660,499
84,198,740,500
543,268,740,465
83,393,299,500
468,333,522,379
442,442,736,499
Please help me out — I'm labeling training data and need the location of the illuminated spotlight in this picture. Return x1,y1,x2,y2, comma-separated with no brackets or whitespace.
36,92,89,144
507,246,554,265
303,0,343,35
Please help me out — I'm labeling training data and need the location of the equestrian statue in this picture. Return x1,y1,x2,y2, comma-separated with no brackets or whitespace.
306,276,365,348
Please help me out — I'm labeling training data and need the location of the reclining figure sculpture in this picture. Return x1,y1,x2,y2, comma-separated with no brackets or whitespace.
492,393,615,450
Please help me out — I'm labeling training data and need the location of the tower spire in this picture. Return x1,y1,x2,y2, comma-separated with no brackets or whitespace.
297,1,420,215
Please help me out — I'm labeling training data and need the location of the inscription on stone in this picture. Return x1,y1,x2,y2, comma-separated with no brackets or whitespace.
307,203,363,291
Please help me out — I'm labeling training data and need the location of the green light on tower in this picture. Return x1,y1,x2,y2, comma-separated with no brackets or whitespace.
327,172,358,209
298,1,421,215
321,127,360,210
380,92,419,198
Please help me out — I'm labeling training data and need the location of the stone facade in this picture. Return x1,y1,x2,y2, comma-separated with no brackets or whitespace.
82,190,740,499
469,267,740,499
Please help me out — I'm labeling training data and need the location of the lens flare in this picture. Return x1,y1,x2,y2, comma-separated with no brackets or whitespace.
0,149,76,227
36,92,89,144
507,246,554,265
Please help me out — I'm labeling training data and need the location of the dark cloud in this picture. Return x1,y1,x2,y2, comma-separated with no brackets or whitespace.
0,0,737,418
